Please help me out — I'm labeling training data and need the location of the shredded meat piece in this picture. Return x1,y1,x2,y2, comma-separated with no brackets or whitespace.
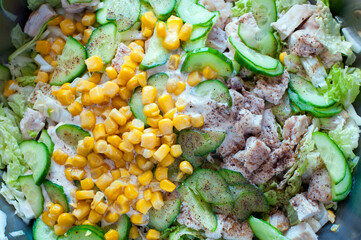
241,90,265,115
282,115,311,144
206,27,228,53
260,109,281,149
24,4,56,37
307,169,332,203
112,43,132,72
269,211,290,232
198,0,232,29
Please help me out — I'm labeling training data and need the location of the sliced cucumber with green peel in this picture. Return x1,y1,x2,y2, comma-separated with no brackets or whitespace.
147,72,169,98
148,0,176,20
96,4,108,25
148,199,181,231
248,216,289,240
212,202,234,214
38,129,54,155
130,87,147,125
103,214,131,240
313,132,347,185
289,74,335,108
56,124,91,148
140,26,171,70
192,80,232,107
218,169,248,185
50,37,86,86
43,180,70,212
194,130,226,156
58,225,104,239
332,164,352,202
19,141,50,185
19,175,44,217
106,0,141,32
251,0,277,32
86,22,117,63
33,218,57,240
288,89,343,118
182,34,207,52
177,0,216,26
190,24,212,41
195,169,234,205
178,185,218,232
181,47,234,78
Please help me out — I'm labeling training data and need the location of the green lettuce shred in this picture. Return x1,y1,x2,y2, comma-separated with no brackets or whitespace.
27,0,62,10
275,0,307,13
10,24,28,49
162,225,205,240
329,120,359,159
231,0,252,17
15,76,37,87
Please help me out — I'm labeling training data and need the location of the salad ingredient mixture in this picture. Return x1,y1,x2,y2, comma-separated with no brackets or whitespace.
0,0,360,239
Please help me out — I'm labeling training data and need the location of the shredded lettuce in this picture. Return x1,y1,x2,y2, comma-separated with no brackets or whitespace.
316,1,353,60
231,0,252,17
275,0,307,13
7,93,28,118
11,24,28,49
27,0,62,10
15,76,37,87
162,225,206,240
324,64,361,107
329,119,360,159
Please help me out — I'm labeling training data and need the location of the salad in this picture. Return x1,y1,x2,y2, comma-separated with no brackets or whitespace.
1,0,361,239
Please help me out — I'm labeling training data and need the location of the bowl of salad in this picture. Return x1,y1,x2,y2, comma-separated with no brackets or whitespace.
1,0,361,239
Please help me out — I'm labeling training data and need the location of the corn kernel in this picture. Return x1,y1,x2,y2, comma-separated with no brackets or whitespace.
36,40,51,55
104,144,123,162
129,226,140,239
90,164,109,179
179,23,192,41
129,163,143,176
161,133,177,146
155,167,168,181
104,117,118,135
118,66,135,82
51,38,66,55
160,179,176,192
159,154,175,167
104,211,119,223
119,87,132,100
105,66,117,80
82,220,94,225
76,190,95,200
202,66,218,79
191,113,204,128
80,178,94,190
89,72,101,85
279,52,287,65
96,173,113,191
142,86,157,105
119,140,134,153
42,211,56,227
158,94,174,113
174,81,186,95
57,89,75,106
80,110,96,130
60,18,76,36
144,189,152,201
151,191,164,210
179,160,193,175
124,184,139,199
135,198,152,215
134,39,145,48
107,135,122,147
187,71,202,86
146,229,160,240
92,123,106,141
83,28,93,44
54,224,68,236
88,209,103,224
105,229,119,240
52,149,68,165
129,119,144,132
167,15,183,33
76,21,86,33
3,80,17,97
57,213,75,228
147,115,162,128
138,170,153,186
123,151,134,163
168,54,180,70
170,144,182,158
157,119,172,135
73,154,87,168
109,109,126,126
85,55,104,72
162,30,179,50
142,26,153,38
48,15,63,26
126,75,140,91
81,92,92,106
112,96,127,109
173,114,191,131
104,180,124,200
166,78,177,93
143,103,160,117
131,214,146,225
94,140,108,154
164,108,176,120
71,168,86,180
141,11,157,29
68,101,83,116
89,86,105,104
141,133,157,149
153,144,170,162
130,49,145,63
49,204,64,219
156,21,166,38
82,12,96,27
175,98,187,112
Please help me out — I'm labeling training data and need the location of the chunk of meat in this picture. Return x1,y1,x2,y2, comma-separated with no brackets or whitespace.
234,137,271,173
229,89,244,112
319,49,343,69
206,26,228,53
28,81,54,104
290,193,321,221
227,77,244,91
198,0,232,29
282,115,311,144
222,217,253,240
235,109,263,135
253,70,290,105
269,211,290,232
61,0,99,13
248,160,276,185
205,214,227,239
307,169,332,203
305,204,329,233
242,90,265,115
271,4,316,40
225,17,241,47
218,130,246,158
24,4,57,37
176,202,203,231
112,43,132,72
289,30,324,57
270,142,295,173
260,109,280,149
20,108,46,140
285,222,318,240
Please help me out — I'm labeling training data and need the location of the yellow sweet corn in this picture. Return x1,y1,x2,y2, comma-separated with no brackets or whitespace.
118,87,132,100
91,191,105,209
142,148,155,159
175,98,187,112
118,66,135,82
89,86,105,104
105,229,120,240
112,96,127,109
54,225,68,236
128,129,143,145
80,178,94,190
130,49,145,63
187,71,202,86
107,135,122,147
143,103,160,117
94,202,108,215
95,173,113,191
72,168,86,181
173,81,186,95
60,18,76,36
179,160,193,175
36,40,51,55
118,140,134,153
164,108,176,120
52,149,68,165
141,11,157,29
160,179,176,192
35,71,48,83
167,15,183,32
141,133,157,149
104,211,120,223
155,167,168,181
156,21,166,38
136,198,153,215
48,15,63,26
85,55,104,72
147,115,162,128
130,214,146,225
88,209,103,224
129,226,140,239
122,56,138,72
72,201,91,220
142,86,157,105
82,12,96,26
49,204,64,219
104,180,124,200
76,21,86,33
44,55,53,64
179,23,192,41
93,123,106,141
104,117,118,135
153,144,170,162
129,163,143,176
105,66,118,80
158,119,173,135
57,213,75,228
80,110,96,130
146,229,160,240
3,80,17,98
126,75,140,91
109,109,127,126
160,154,175,167
90,164,109,179
42,211,56,227
162,30,179,50
170,144,182,157
202,66,218,79
111,169,121,180
73,154,87,168
168,54,180,70
57,89,75,106
123,151,134,163
94,140,108,154
68,101,83,116
76,190,95,200
191,113,204,128
161,133,177,146
105,144,124,163
158,94,174,113
173,114,191,131
103,81,119,98
81,92,92,106
51,38,66,55
150,191,164,210
138,170,153,186
134,39,145,48
165,78,177,93
279,52,287,65
87,153,103,168
77,80,97,92
144,189,152,201
83,28,93,44
81,220,94,225
124,184,139,199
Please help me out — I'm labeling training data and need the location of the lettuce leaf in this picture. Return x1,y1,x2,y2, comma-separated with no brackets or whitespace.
324,64,361,107
316,1,353,59
329,119,360,159
7,93,28,118
275,0,307,13
10,24,28,49
162,225,206,240
15,76,37,87
231,0,252,17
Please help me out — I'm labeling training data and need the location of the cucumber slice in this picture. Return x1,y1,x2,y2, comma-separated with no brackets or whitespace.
313,132,347,184
149,199,181,231
178,185,218,232
49,37,86,86
148,0,176,20
230,36,283,77
38,129,54,155
106,0,141,32
212,202,234,214
56,124,91,148
218,169,248,185
139,26,171,70
195,169,234,205
147,72,169,99
19,141,50,185
288,89,343,118
43,180,70,212
182,34,207,52
192,80,232,107
176,0,216,26
177,130,210,168
86,22,117,63
193,130,226,156
182,47,234,78
96,2,108,25
238,23,277,57
129,87,148,125
19,175,44,217
33,218,57,240
332,164,352,202
251,0,277,32
289,74,335,108
105,214,131,240
58,225,104,239
248,216,289,240
190,24,212,41
0,64,10,81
